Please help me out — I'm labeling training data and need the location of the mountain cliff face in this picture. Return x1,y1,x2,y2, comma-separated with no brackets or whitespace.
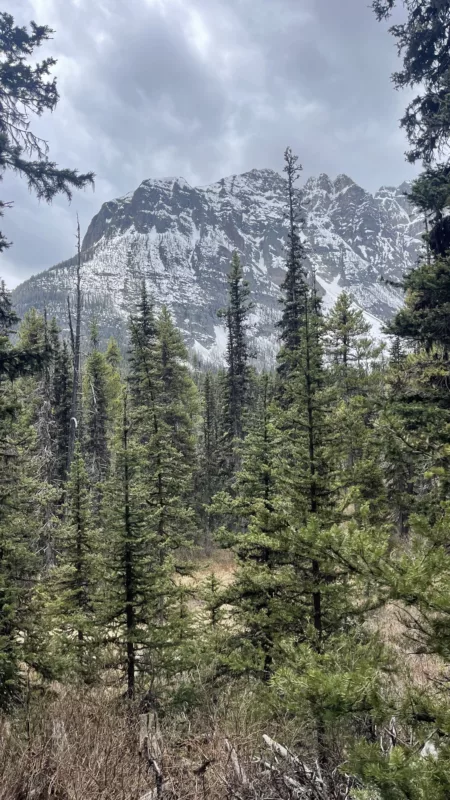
12,168,423,362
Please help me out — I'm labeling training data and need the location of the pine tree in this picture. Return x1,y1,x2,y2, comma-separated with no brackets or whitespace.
84,321,110,486
218,251,253,470
101,297,198,697
211,373,289,681
326,292,374,384
46,443,100,681
273,229,386,767
18,309,60,563
0,281,48,707
52,337,72,485
272,279,391,771
128,281,157,412
325,292,387,525
378,339,418,538
104,336,123,426
130,299,198,554
101,391,144,698
156,306,198,472
0,398,41,708
196,372,221,547
277,147,309,382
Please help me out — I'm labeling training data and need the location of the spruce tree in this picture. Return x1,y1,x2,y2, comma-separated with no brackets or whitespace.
52,337,72,485
46,443,99,681
211,373,289,681
128,281,157,412
102,295,198,697
156,306,198,472
101,391,145,698
325,292,386,525
218,251,253,471
104,336,123,426
18,309,60,563
197,372,221,547
277,146,309,382
0,281,47,706
273,279,391,771
84,321,110,486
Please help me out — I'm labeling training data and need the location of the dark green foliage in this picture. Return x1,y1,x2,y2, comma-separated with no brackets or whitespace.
0,281,46,377
277,146,308,380
326,292,387,525
128,281,157,411
84,322,110,485
195,372,222,549
389,257,450,353
47,443,100,680
211,373,288,680
0,13,94,250
219,252,253,460
0,401,40,708
0,282,46,707
372,0,450,164
52,337,72,485
101,391,148,698
100,293,198,698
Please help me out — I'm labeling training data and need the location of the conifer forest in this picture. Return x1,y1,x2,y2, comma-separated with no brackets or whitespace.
4,2,450,798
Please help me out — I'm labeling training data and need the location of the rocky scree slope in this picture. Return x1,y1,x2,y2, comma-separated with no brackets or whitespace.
12,168,423,363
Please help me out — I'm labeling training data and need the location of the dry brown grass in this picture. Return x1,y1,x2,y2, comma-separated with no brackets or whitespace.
369,602,445,686
0,685,318,800
180,548,237,588
0,689,149,800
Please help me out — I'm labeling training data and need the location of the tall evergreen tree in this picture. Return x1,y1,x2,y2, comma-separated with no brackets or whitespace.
52,337,72,485
128,281,157,412
218,251,253,469
84,321,110,486
46,443,99,681
277,146,309,381
196,372,221,547
101,391,145,698
67,219,82,471
101,296,198,697
211,373,288,682
326,292,386,525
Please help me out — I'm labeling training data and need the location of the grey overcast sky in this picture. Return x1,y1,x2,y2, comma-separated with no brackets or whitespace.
3,0,416,289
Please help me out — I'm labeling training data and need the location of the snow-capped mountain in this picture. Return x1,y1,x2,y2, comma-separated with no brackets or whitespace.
12,168,423,362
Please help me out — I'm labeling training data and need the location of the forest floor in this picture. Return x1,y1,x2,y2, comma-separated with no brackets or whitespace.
0,549,445,800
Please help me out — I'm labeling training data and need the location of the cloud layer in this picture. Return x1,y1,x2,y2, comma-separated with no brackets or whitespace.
4,0,416,287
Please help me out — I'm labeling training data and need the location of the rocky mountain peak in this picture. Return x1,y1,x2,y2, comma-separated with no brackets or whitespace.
13,167,423,364
334,174,356,193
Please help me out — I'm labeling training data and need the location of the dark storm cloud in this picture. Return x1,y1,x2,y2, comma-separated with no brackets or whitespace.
3,0,415,288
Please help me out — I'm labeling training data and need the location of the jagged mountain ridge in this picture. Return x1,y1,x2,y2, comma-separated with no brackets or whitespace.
13,168,423,361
